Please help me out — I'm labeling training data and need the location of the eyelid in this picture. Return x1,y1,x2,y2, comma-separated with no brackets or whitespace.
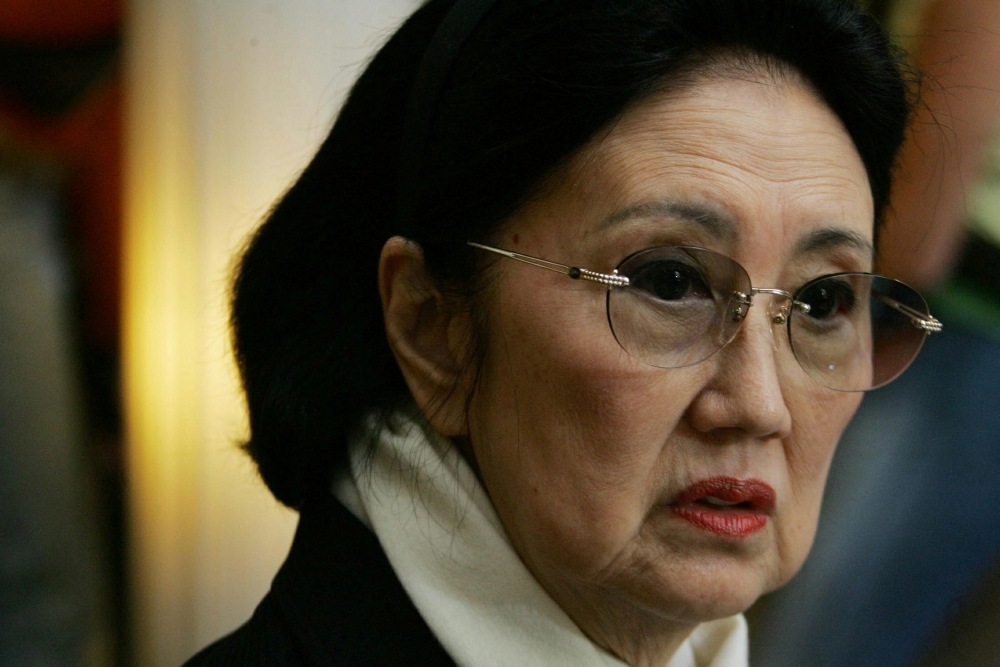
599,228,733,265
792,250,872,277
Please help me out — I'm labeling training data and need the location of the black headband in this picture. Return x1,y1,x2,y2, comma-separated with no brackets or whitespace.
395,0,502,233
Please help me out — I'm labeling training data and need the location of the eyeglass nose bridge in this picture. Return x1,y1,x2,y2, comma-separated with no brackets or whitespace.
731,288,812,352
731,288,812,325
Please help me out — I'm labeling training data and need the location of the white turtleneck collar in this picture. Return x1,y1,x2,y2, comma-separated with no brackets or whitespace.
332,412,749,667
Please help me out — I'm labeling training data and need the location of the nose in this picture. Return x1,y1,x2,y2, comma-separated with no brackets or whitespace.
686,296,793,439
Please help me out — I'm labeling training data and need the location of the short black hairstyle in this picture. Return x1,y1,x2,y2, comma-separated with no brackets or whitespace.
231,0,911,508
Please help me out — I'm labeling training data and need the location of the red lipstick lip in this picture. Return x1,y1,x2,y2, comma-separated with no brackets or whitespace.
670,476,776,538
673,476,776,511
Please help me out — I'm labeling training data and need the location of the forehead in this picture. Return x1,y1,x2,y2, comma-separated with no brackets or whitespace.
531,71,874,270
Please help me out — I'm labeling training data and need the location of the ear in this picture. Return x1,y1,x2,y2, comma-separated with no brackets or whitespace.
379,237,474,436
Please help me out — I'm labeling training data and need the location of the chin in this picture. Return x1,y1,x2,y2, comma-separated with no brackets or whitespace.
640,551,779,623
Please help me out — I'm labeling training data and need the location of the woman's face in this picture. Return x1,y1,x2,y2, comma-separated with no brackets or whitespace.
464,72,872,652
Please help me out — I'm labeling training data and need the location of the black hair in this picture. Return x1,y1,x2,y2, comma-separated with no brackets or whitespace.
231,0,911,508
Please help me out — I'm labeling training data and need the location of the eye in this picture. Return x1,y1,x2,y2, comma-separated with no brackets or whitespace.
799,279,856,320
629,260,713,302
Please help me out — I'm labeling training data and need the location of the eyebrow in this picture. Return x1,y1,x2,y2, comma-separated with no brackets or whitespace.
795,227,874,259
596,199,738,242
597,200,874,260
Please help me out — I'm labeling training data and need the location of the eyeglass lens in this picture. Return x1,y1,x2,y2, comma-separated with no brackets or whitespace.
608,246,931,391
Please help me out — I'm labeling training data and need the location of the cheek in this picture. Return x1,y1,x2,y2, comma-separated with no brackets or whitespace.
468,281,696,575
785,388,860,493
775,387,862,580
478,273,633,455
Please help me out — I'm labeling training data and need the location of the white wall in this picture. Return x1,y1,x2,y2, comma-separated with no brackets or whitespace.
122,2,421,665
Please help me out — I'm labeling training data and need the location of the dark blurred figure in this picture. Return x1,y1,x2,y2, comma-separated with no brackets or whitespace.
0,148,105,665
0,1,124,665
749,1,1000,665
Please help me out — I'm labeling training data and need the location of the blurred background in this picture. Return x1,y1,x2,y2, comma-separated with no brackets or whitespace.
0,2,420,665
0,1,995,666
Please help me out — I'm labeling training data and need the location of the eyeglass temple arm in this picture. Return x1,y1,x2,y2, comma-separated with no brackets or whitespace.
467,242,630,287
875,293,943,333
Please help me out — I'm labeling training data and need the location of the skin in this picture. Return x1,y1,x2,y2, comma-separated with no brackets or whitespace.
381,68,872,666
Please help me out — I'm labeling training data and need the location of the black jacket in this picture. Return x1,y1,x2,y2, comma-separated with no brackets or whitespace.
183,493,456,666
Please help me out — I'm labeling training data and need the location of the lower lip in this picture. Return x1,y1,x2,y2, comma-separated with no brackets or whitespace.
671,505,769,537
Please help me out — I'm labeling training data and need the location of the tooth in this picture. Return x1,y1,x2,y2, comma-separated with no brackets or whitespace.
702,496,739,507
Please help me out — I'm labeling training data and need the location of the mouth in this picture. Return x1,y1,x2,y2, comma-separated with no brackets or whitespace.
670,476,776,538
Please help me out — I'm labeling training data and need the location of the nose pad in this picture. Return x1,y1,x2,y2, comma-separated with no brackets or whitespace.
765,298,791,352
730,292,752,323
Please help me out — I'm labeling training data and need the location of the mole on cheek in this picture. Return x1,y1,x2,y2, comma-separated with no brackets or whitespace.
513,234,520,245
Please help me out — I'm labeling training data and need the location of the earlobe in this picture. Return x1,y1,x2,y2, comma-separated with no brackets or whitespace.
378,237,473,436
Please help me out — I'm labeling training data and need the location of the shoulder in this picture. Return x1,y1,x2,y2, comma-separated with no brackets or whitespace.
183,494,455,667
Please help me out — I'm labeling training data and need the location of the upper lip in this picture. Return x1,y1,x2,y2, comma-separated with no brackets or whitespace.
672,476,776,512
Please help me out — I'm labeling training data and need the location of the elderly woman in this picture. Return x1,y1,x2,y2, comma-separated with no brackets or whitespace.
185,0,938,665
